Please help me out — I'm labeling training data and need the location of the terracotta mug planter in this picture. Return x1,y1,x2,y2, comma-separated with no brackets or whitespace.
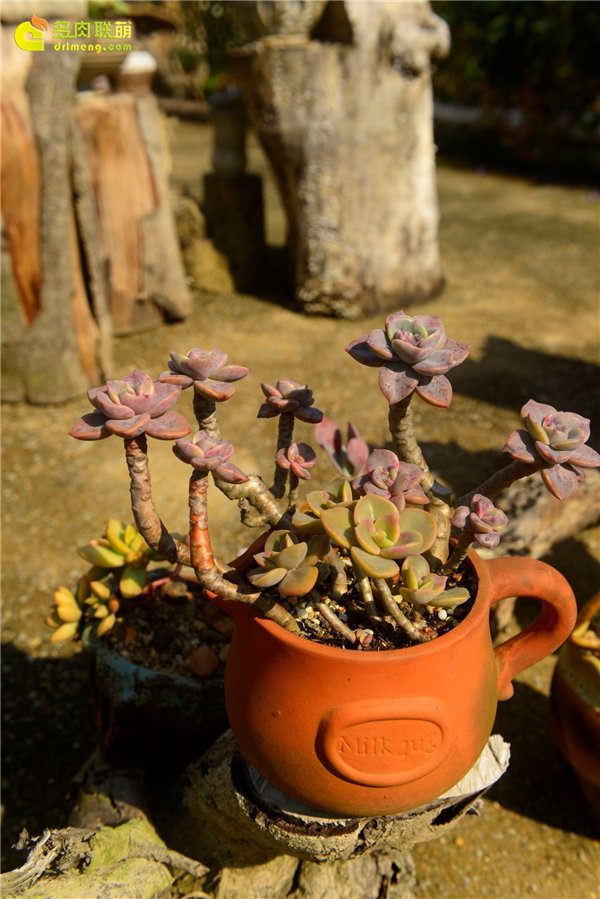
211,545,576,816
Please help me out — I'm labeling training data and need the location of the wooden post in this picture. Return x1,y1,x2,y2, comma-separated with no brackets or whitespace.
231,1,450,318
1,7,193,402
1,10,103,404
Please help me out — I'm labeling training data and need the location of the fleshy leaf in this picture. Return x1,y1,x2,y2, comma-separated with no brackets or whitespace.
541,464,580,500
320,506,356,549
69,412,111,441
378,366,418,405
278,566,319,596
119,564,146,598
415,375,453,408
247,567,286,589
351,546,399,579
145,411,191,440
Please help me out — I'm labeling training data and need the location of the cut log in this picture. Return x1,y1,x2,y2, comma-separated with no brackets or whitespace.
73,92,192,335
1,33,104,404
231,1,450,318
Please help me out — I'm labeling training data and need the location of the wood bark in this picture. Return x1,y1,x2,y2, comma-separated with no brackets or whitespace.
2,9,192,402
231,1,450,318
73,92,192,335
1,31,103,404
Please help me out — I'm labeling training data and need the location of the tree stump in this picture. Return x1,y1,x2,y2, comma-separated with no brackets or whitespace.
73,90,192,336
167,729,509,898
1,6,192,402
1,8,104,404
231,0,450,318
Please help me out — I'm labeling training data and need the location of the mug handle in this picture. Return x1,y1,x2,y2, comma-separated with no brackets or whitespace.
483,557,577,700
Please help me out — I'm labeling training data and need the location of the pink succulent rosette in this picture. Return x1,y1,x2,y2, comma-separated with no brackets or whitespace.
504,400,600,500
275,442,317,480
315,418,370,478
173,430,248,484
159,348,249,402
257,380,323,423
352,451,428,511
69,370,190,441
346,311,470,408
452,494,508,549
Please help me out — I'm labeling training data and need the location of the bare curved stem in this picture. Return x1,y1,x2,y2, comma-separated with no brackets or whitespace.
388,397,453,565
192,391,222,439
374,579,432,643
352,563,383,629
124,436,190,566
188,470,300,632
216,474,292,530
307,590,357,644
441,527,476,574
271,411,295,499
287,472,300,511
324,548,348,600
388,398,435,492
457,459,542,507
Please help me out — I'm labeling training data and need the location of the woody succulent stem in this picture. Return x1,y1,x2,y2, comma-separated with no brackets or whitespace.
374,579,432,644
188,470,300,632
388,398,452,565
307,590,357,644
458,459,542,507
124,436,190,565
353,563,383,630
272,411,295,499
442,529,476,574
192,393,222,439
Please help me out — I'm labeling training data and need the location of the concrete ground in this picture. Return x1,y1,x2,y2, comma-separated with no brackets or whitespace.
2,119,599,895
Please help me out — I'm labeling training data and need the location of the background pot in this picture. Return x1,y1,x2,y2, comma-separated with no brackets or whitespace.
550,592,600,831
85,630,228,769
213,549,576,816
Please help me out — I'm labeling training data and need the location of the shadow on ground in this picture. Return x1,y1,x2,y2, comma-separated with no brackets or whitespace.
452,337,600,433
1,644,96,870
490,677,597,838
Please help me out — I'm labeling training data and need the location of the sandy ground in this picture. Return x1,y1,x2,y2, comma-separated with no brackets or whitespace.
2,120,599,895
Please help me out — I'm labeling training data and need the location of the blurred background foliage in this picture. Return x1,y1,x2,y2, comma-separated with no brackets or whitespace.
431,1,600,128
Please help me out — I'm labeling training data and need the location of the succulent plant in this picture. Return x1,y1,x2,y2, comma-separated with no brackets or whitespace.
504,400,600,500
257,380,324,423
320,494,437,579
46,572,120,641
63,308,598,652
247,531,329,596
77,518,160,598
159,348,249,401
69,370,190,441
314,418,370,477
276,442,317,480
346,311,470,408
173,430,248,483
395,555,470,609
452,495,508,550
352,451,429,511
291,479,354,534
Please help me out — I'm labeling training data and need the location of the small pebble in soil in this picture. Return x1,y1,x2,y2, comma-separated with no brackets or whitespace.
189,647,219,677
437,609,448,621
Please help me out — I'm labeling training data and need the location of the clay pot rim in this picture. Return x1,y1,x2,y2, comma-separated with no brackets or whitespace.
219,548,492,663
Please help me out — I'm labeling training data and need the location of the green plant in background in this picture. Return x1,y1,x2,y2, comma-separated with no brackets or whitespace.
47,520,165,641
432,0,600,127
64,310,600,651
